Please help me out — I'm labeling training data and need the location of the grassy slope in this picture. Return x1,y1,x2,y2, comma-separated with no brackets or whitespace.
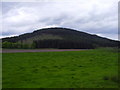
2,49,118,88
20,34,63,44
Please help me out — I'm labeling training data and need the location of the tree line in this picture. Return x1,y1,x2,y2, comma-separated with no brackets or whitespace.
2,40,95,49
2,41,36,49
34,39,94,49
2,39,118,49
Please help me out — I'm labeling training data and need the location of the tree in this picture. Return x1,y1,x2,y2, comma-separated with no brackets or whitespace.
31,42,36,49
2,41,12,48
22,44,29,49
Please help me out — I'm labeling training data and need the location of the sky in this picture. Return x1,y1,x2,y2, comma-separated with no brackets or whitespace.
1,0,119,40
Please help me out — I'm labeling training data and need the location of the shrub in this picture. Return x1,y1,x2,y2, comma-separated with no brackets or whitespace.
110,75,119,83
103,76,109,80
103,75,119,83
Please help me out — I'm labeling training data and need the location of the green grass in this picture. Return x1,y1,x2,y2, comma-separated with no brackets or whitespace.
2,48,119,88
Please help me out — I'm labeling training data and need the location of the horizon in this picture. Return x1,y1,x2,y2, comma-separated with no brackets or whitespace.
1,27,119,41
1,0,119,40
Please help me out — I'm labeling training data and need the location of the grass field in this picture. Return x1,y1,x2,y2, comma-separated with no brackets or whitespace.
2,48,119,88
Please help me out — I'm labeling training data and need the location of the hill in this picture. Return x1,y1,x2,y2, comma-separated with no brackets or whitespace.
2,27,119,49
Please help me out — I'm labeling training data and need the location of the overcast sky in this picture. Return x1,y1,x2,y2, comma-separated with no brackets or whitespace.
1,0,119,40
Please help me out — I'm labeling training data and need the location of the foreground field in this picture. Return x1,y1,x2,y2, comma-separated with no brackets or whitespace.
2,48,118,88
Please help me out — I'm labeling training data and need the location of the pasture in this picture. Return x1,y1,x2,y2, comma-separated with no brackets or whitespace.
2,48,119,88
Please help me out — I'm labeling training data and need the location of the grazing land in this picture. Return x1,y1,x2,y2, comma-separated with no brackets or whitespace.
2,48,119,88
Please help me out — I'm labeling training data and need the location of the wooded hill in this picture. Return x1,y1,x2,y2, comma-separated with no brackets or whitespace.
2,27,119,49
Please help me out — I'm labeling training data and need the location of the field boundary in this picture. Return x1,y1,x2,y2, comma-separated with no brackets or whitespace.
2,49,89,53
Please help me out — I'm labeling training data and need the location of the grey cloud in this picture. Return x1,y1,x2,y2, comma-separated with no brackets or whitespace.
1,0,118,40
41,14,71,25
2,31,15,36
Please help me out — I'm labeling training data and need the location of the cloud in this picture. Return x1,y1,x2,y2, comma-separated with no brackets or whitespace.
1,0,119,40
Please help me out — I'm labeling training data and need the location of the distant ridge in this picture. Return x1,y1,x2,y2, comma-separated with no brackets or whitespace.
2,27,119,49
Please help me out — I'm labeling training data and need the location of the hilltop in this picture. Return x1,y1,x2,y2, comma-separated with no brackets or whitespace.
2,27,119,49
